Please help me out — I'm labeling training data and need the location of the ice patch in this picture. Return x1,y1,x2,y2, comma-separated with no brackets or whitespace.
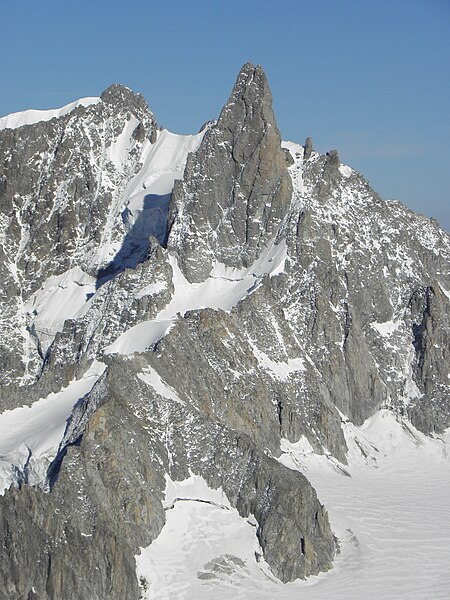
371,319,401,337
137,367,184,404
401,346,423,404
106,115,140,170
338,164,353,178
439,283,450,301
134,281,166,300
282,140,304,160
281,435,315,455
282,140,305,195
250,342,305,381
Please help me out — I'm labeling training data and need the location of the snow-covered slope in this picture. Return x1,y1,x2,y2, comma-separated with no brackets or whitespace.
24,267,96,353
136,474,274,599
135,414,450,600
105,237,287,354
0,97,100,130
0,361,105,494
117,128,206,250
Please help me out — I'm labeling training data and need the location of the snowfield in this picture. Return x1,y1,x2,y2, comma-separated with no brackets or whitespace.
120,128,206,244
24,267,96,353
136,474,275,600
136,411,450,600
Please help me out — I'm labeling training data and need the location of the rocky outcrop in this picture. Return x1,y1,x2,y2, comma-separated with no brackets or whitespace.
304,136,313,159
0,355,335,598
283,147,450,432
0,367,166,600
408,284,450,432
167,62,292,282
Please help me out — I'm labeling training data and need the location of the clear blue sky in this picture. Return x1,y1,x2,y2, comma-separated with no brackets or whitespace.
1,0,449,230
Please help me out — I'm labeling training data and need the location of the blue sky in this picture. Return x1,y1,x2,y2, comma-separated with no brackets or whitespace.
1,0,449,230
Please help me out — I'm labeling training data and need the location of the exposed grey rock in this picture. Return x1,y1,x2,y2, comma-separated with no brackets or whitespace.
167,62,293,282
197,554,247,580
0,366,166,600
285,154,450,432
284,146,295,166
326,148,339,164
0,354,334,597
304,136,313,159
407,284,450,432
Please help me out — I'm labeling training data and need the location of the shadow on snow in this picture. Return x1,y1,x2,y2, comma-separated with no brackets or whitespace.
96,192,171,288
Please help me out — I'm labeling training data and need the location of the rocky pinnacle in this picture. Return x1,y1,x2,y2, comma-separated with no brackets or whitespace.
167,62,293,282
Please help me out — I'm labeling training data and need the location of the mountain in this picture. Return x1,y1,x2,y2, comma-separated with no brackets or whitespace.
0,63,449,600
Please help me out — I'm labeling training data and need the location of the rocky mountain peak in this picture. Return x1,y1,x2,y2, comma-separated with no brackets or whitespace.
100,83,148,113
217,62,274,149
167,62,292,282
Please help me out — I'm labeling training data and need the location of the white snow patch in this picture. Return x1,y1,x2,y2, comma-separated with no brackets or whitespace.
282,140,305,195
136,474,273,599
439,283,450,301
250,342,305,381
106,319,174,355
134,281,166,300
281,435,315,455
338,164,353,178
340,409,431,466
137,367,184,404
105,115,140,170
282,140,304,160
0,361,106,494
106,238,287,355
24,267,96,353
370,319,401,337
401,346,423,404
0,97,100,130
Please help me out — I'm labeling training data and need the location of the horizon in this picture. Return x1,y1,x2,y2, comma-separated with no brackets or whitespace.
1,0,449,231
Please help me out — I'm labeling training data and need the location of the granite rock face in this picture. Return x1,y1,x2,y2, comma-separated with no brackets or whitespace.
168,62,293,282
0,356,335,599
0,63,449,598
304,136,313,160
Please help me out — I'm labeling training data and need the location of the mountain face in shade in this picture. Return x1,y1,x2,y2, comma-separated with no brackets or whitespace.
0,63,449,600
